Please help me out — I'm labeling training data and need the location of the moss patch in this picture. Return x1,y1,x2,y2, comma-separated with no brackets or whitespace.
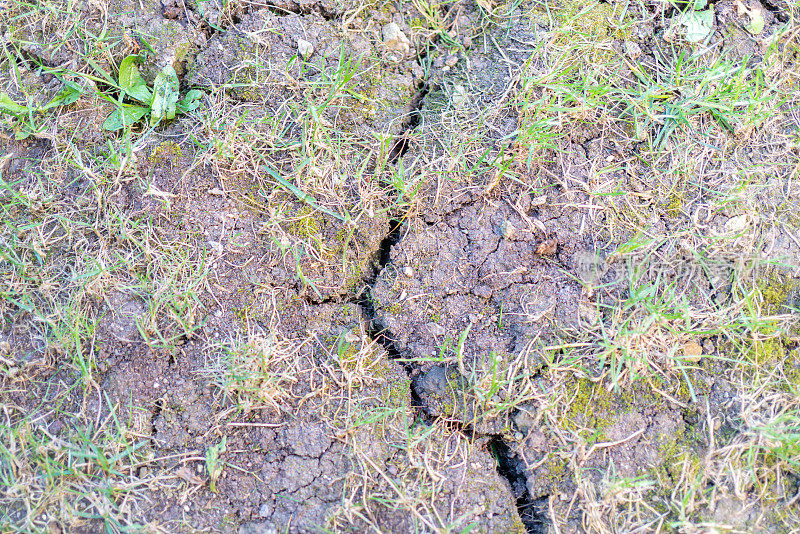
563,377,614,444
149,140,183,165
760,271,798,317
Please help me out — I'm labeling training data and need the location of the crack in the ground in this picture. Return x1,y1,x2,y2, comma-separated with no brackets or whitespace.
352,70,432,377
489,436,548,534
351,158,545,534
352,218,408,364
357,283,546,531
151,398,164,440
387,81,432,164
413,403,548,533
761,0,789,22
344,37,546,532
258,1,337,21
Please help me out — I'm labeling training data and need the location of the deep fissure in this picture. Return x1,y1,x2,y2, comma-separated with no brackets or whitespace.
261,1,337,21
343,43,546,531
353,226,545,531
489,437,548,534
387,82,431,163
150,398,164,440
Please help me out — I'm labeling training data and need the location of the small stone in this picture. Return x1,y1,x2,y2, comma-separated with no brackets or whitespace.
703,339,715,354
725,215,749,234
473,285,492,299
682,341,703,362
445,54,458,67
382,22,411,56
0,341,10,355
403,266,413,277
500,220,517,240
463,35,472,48
258,502,272,518
452,84,468,108
625,40,642,59
297,38,314,59
427,322,446,336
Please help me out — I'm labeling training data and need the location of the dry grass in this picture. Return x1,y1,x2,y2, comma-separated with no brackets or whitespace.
2,0,800,531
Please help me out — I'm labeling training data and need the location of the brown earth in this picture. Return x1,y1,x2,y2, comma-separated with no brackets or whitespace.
2,0,800,532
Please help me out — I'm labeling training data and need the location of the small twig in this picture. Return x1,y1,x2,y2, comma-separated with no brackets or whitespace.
582,427,646,464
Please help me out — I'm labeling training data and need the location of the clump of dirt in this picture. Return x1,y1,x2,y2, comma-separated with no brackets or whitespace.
190,8,423,138
372,199,589,367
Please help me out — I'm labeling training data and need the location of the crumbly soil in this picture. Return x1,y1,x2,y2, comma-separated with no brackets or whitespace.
2,0,800,532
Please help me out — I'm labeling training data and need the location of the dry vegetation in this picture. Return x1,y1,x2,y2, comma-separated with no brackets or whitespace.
1,0,800,532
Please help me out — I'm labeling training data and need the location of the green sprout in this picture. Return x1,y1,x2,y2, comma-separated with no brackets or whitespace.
103,55,202,131
205,436,227,493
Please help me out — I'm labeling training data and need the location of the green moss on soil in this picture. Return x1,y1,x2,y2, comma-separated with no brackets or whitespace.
286,206,323,239
149,140,183,164
556,0,631,39
563,377,614,444
760,271,798,317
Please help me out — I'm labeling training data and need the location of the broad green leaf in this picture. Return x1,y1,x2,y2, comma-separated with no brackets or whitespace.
0,92,29,115
150,65,179,126
127,82,153,105
41,82,81,111
14,127,33,140
103,104,150,131
118,56,140,89
118,55,153,104
177,89,203,114
683,8,714,43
